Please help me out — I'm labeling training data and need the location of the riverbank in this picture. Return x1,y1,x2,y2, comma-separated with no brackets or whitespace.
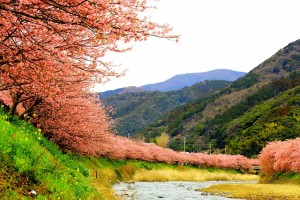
110,163,300,200
75,157,259,199
132,168,257,182
201,183,300,200
199,171,300,200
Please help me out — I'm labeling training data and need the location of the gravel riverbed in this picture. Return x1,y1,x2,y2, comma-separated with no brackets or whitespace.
113,181,251,200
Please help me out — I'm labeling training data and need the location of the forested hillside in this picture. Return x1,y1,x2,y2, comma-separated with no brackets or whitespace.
225,85,300,157
103,80,231,136
139,40,300,157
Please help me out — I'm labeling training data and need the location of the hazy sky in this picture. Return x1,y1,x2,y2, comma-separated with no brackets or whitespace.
96,0,300,92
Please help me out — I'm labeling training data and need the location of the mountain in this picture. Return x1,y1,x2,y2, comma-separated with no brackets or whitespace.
100,69,246,98
100,86,144,98
141,69,246,92
102,80,231,136
138,39,300,157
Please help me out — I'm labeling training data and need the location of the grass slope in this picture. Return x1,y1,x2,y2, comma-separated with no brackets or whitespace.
0,108,95,199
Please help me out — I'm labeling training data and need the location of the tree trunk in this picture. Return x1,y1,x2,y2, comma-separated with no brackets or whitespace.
19,98,40,119
9,91,20,115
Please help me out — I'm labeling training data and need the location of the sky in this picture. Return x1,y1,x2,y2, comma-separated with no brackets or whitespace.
96,0,300,92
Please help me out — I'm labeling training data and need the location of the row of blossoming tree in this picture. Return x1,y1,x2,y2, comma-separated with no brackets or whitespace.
0,0,257,172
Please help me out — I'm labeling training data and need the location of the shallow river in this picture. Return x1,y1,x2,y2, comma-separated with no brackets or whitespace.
113,181,249,200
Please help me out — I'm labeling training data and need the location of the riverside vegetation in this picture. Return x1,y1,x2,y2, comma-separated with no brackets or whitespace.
0,108,258,199
3,107,300,200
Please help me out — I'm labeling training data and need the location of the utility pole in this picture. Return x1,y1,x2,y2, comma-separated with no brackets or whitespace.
183,136,186,152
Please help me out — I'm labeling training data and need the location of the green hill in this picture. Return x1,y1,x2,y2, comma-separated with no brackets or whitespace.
103,80,231,136
138,40,300,157
225,86,300,157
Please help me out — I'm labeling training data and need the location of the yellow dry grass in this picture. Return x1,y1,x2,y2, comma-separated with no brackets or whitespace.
132,168,258,182
87,169,118,200
201,183,300,200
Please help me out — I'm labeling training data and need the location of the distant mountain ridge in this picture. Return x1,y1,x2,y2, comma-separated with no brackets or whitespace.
100,69,246,98
141,69,246,92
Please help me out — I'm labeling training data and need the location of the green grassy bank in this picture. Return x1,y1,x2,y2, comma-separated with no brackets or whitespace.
0,109,94,199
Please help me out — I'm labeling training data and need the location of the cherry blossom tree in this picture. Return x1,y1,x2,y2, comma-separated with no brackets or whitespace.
0,0,177,154
0,0,177,116
260,138,300,174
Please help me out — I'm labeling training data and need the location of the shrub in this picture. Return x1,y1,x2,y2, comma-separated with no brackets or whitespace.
116,164,137,181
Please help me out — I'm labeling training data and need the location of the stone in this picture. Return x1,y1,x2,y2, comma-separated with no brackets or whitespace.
201,192,208,196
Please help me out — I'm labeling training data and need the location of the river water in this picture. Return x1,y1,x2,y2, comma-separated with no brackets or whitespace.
113,181,248,200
